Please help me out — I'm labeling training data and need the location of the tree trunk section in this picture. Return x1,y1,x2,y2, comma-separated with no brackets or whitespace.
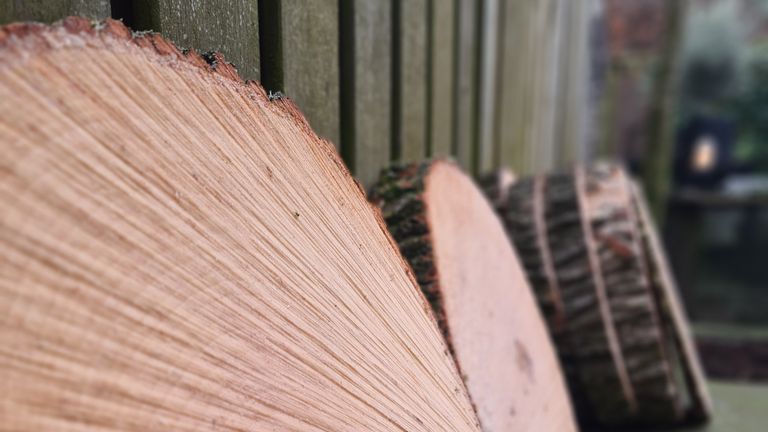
0,18,480,431
486,164,711,428
370,160,577,432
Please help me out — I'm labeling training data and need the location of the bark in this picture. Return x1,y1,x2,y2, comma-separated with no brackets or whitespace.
486,164,709,428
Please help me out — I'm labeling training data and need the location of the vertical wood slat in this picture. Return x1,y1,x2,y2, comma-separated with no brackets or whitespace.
496,0,533,175
340,0,392,186
0,0,109,24
131,0,260,80
476,0,501,174
496,0,567,176
553,0,593,167
427,0,455,159
453,0,479,173
259,0,340,149
529,0,562,173
392,0,428,163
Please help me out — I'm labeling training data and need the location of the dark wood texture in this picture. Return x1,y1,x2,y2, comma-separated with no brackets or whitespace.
486,165,712,428
452,0,479,173
259,0,340,148
0,0,109,23
392,0,428,163
131,0,260,80
426,0,454,158
339,0,392,186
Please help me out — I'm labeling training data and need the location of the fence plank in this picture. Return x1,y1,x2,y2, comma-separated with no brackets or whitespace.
427,0,455,158
131,1,260,81
553,0,592,167
477,0,501,174
496,0,564,175
393,0,428,163
0,0,109,24
496,0,528,174
259,0,340,149
453,0,479,173
340,0,392,186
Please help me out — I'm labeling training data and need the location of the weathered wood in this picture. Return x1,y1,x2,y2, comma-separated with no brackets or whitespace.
632,182,713,424
0,0,109,23
0,18,481,430
131,0,260,80
487,164,712,428
259,0,340,148
392,0,428,162
552,0,592,167
495,0,566,175
496,0,534,175
339,0,391,186
476,0,501,174
370,160,577,432
453,0,479,172
426,0,454,158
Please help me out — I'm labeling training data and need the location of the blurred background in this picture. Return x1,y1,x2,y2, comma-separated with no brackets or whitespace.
1,0,766,429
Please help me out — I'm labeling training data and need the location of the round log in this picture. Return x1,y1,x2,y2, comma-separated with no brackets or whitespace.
0,18,481,431
370,160,577,432
487,164,711,428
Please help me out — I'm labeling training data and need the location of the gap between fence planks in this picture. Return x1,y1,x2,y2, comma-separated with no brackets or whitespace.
0,18,481,431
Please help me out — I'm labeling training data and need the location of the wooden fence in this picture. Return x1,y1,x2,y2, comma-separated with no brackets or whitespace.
1,0,596,186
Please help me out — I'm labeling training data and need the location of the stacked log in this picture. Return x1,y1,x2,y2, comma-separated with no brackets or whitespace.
0,18,482,430
370,160,577,432
485,164,711,428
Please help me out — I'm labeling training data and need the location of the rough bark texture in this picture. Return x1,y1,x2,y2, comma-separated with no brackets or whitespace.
486,164,710,428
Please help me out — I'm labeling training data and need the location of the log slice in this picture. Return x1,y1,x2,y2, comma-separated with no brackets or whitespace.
370,160,577,432
488,164,711,428
0,18,481,431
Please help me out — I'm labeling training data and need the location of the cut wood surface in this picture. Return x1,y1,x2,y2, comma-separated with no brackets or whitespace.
370,160,577,432
0,18,481,431
486,164,712,428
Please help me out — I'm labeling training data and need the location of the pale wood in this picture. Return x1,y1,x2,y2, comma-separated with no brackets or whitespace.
370,161,577,432
0,18,480,431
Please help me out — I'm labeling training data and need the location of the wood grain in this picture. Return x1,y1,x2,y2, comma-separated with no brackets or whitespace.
0,18,480,431
370,161,577,432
